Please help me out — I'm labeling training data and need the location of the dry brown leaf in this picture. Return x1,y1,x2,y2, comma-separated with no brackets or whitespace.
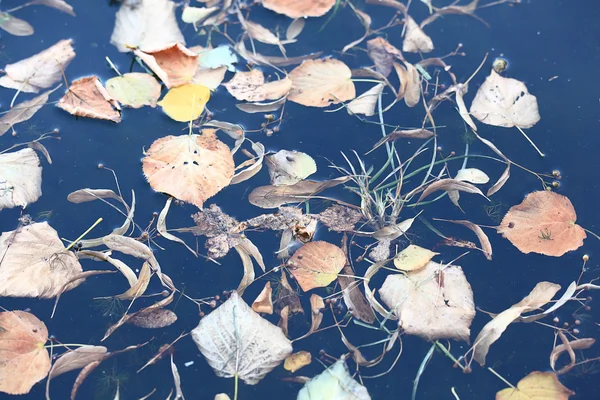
287,241,346,291
403,16,434,53
472,282,561,366
380,262,475,342
496,371,574,400
134,43,198,88
113,261,152,300
248,176,350,208
278,305,290,337
550,335,595,374
110,0,184,52
0,39,75,93
261,0,336,18
142,131,235,209
0,311,50,395
46,345,107,398
252,281,274,314
393,61,420,107
224,70,291,102
441,219,492,260
0,87,59,136
284,351,312,373
347,83,384,116
367,37,403,77
417,178,486,203
191,292,292,385
0,148,42,210
127,308,178,329
470,69,540,129
0,222,83,298
57,77,121,122
289,59,356,107
497,191,586,257
338,260,376,324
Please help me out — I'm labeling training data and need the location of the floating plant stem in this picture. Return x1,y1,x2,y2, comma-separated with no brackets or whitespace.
65,217,103,250
516,125,545,157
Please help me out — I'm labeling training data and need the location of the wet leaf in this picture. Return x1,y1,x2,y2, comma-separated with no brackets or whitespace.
0,39,75,93
110,0,184,53
297,357,371,400
266,150,317,185
0,222,83,298
158,84,211,122
367,37,403,77
472,282,561,366
0,87,59,136
0,12,34,36
224,69,291,102
403,16,434,53
261,0,336,19
380,261,475,342
105,73,161,108
497,191,586,257
128,308,178,329
470,69,540,129
57,76,121,122
0,311,50,395
142,131,234,208
393,244,438,271
289,59,356,107
134,43,198,88
249,176,350,209
347,83,384,117
0,148,42,210
191,292,292,385
284,351,311,373
251,281,273,314
496,371,574,400
288,241,346,291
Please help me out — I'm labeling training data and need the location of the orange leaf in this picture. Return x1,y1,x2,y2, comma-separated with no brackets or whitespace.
287,241,346,291
57,76,121,122
134,43,198,88
498,191,586,257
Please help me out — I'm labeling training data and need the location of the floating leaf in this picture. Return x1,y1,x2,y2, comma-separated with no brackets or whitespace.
134,43,198,88
472,282,561,366
402,16,434,53
110,0,184,52
0,39,75,93
496,371,574,400
380,261,475,342
0,222,83,298
470,69,540,129
191,292,292,385
57,76,121,122
418,178,486,203
127,308,178,329
497,191,586,257
347,83,384,116
266,150,317,185
0,12,34,36
252,281,273,314
181,5,219,27
297,357,371,400
287,241,346,291
284,351,311,373
192,66,227,90
261,0,336,19
142,131,234,209
393,61,421,107
158,84,211,122
224,70,291,102
195,45,238,71
393,245,438,271
46,345,107,396
286,18,306,40
105,73,161,108
0,148,42,210
289,59,356,107
30,0,75,16
0,311,50,395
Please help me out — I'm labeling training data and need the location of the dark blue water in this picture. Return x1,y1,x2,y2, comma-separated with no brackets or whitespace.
1,0,599,399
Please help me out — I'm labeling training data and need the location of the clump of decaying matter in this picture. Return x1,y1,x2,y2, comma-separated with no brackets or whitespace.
317,204,363,232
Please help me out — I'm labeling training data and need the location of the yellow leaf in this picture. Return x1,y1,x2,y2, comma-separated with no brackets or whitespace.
158,84,210,122
284,351,312,373
393,245,438,271
496,371,574,400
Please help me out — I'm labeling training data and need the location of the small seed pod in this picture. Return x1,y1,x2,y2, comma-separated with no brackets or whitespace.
492,58,508,74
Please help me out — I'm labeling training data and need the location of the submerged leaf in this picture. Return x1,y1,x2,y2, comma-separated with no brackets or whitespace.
0,311,50,395
0,87,58,136
498,191,586,257
142,131,234,209
289,59,356,107
191,292,292,385
0,148,42,210
249,177,350,208
0,222,83,298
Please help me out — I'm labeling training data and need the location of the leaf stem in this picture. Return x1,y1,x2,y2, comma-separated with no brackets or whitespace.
487,367,516,389
65,217,103,250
